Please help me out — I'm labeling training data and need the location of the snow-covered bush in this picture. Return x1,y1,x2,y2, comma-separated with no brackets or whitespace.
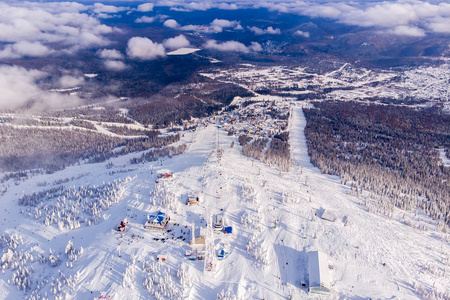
0,184,7,195
11,266,32,291
49,270,77,299
1,249,34,270
281,191,299,204
240,212,263,232
0,233,23,250
414,282,450,300
20,178,131,230
242,182,261,205
177,263,192,293
142,260,182,299
150,183,179,212
48,250,61,267
0,233,34,272
123,256,136,288
64,240,83,262
246,233,268,266
217,289,240,300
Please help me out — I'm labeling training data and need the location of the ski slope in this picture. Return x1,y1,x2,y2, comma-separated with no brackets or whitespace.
0,105,448,299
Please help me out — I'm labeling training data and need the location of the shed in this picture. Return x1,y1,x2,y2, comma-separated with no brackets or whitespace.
308,251,331,294
213,214,224,231
186,195,200,205
190,227,206,245
342,216,349,226
320,210,337,222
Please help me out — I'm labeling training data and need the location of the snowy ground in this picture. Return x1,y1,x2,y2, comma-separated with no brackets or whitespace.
0,104,449,299
201,63,450,103
438,149,450,167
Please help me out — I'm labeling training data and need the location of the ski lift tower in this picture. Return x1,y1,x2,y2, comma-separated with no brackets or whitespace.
204,214,216,272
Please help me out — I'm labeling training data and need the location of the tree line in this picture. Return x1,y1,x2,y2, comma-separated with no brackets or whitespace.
0,126,181,173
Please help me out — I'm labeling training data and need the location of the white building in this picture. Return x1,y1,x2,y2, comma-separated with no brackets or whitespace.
308,251,331,294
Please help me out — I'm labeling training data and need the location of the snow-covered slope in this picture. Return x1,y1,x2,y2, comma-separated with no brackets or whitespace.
0,104,448,300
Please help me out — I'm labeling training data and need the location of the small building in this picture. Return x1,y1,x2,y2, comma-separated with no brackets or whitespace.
320,210,337,222
117,220,126,232
145,211,170,230
217,243,231,259
213,214,224,231
189,225,206,260
186,195,200,205
308,251,331,294
224,226,232,234
190,227,206,245
342,216,349,226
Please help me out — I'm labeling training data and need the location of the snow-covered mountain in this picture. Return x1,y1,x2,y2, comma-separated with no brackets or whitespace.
0,100,448,300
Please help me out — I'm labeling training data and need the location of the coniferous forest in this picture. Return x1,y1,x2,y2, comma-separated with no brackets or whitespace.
303,101,450,226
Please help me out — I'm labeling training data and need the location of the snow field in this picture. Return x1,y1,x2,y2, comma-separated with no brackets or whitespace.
0,104,448,299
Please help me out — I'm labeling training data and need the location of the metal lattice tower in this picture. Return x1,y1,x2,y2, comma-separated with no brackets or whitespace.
203,214,216,272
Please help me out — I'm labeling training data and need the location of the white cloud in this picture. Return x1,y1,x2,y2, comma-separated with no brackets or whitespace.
0,41,53,59
427,16,450,33
210,19,242,32
127,37,166,60
0,65,81,111
252,1,450,37
163,35,191,50
59,75,84,88
301,5,343,19
248,26,281,35
137,3,154,12
104,60,128,71
98,49,124,60
283,1,450,36
0,2,116,56
248,41,262,52
155,0,237,11
266,26,281,34
211,19,238,28
0,66,44,110
136,16,155,23
295,30,310,38
203,40,262,53
184,2,212,11
180,24,206,32
181,19,242,33
93,3,127,14
164,19,180,28
388,25,426,37
217,3,238,10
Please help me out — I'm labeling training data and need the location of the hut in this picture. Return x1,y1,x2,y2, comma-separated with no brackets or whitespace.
213,214,224,231
320,210,337,222
186,195,200,205
190,226,206,245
